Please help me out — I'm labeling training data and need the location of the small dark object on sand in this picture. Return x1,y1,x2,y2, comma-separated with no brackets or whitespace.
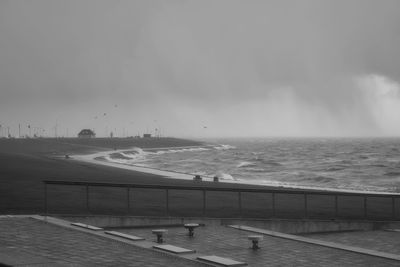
193,175,202,181
65,154,70,159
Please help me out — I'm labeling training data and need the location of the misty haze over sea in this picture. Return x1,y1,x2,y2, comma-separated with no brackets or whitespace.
96,137,400,193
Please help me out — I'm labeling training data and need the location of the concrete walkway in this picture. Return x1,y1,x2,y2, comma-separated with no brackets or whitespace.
229,225,400,261
301,230,400,255
1,215,400,266
0,216,208,266
120,224,400,266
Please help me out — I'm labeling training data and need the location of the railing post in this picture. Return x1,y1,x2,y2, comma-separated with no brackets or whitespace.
44,183,48,217
364,196,367,219
202,190,206,217
127,187,130,213
335,195,338,219
166,189,169,216
272,192,275,217
304,193,308,219
86,185,89,212
392,197,396,220
238,191,242,217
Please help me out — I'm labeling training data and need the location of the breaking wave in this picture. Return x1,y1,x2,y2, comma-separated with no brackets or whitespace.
214,144,236,150
215,171,235,180
91,138,400,193
151,147,210,155
236,161,257,168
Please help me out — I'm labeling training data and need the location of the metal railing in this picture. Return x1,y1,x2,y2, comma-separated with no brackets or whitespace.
43,180,400,221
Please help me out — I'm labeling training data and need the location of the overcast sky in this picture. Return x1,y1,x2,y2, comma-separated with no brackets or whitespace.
1,0,400,138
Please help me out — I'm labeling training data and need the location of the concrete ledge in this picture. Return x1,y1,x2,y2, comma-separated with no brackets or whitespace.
222,218,400,234
229,225,400,262
153,244,195,254
57,215,400,234
105,231,145,241
71,222,103,231
384,229,400,232
197,255,247,266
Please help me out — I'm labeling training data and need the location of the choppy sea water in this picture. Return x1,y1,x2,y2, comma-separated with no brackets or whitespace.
96,138,400,193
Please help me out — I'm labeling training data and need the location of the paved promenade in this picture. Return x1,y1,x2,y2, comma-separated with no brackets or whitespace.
1,215,399,266
122,225,400,266
302,230,400,255
0,216,207,266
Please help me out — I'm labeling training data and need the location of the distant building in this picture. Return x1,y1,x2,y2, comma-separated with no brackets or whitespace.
143,133,151,138
78,129,96,138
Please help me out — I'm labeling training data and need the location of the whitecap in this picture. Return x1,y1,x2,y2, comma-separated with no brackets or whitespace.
151,147,210,155
214,144,236,150
236,161,257,168
215,171,235,180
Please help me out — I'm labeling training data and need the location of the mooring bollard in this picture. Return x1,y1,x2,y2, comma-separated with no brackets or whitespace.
184,223,200,237
152,229,167,243
248,235,263,250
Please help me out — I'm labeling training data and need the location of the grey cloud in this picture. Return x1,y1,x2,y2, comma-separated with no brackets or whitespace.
1,0,400,137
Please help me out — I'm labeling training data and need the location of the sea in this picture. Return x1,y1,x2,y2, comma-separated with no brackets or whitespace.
95,137,400,193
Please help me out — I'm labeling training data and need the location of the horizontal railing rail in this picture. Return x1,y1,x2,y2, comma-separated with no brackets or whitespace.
43,180,400,197
43,180,400,221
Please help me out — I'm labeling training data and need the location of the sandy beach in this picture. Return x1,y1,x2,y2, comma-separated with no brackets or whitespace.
0,137,268,215
0,137,399,220
0,137,202,213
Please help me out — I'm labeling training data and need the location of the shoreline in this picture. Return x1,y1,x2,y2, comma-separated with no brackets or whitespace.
1,137,399,220
72,146,400,196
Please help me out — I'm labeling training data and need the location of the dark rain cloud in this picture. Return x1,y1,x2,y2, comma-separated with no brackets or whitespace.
1,0,400,137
